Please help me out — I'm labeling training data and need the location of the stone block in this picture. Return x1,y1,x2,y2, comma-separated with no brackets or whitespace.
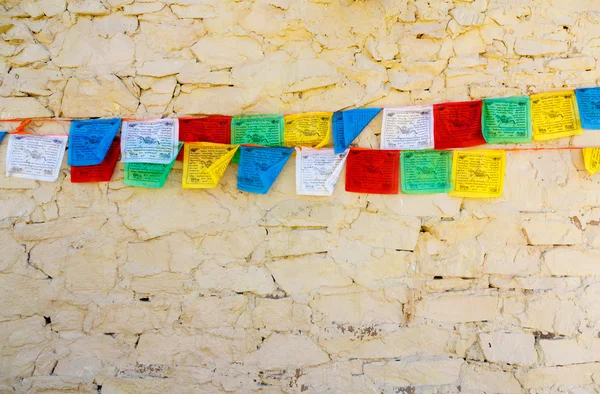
311,288,403,326
191,36,264,69
522,216,583,246
518,295,583,336
546,56,595,71
544,248,600,276
460,363,522,393
10,44,49,66
519,363,600,389
181,295,248,329
265,228,329,257
479,332,537,366
540,339,600,366
123,1,165,15
514,39,568,56
174,86,259,115
340,211,420,251
338,326,450,360
131,273,195,296
247,333,329,369
0,316,52,380
67,0,108,15
364,357,463,387
0,275,50,321
266,255,352,299
0,97,52,119
252,298,312,331
84,303,168,335
450,6,485,26
61,75,139,118
415,293,499,323
195,261,276,296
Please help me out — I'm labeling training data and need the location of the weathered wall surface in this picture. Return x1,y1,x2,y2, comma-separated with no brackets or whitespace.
2,0,600,393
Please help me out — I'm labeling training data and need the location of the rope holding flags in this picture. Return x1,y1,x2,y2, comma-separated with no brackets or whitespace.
4,85,600,199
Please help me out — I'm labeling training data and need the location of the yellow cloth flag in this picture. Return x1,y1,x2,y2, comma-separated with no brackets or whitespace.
531,91,582,141
284,112,332,148
450,150,506,198
583,147,600,175
182,142,238,189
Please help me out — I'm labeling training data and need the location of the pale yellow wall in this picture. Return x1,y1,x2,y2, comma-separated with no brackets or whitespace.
1,0,600,393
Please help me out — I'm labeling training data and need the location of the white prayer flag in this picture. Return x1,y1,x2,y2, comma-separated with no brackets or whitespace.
381,106,434,150
295,147,348,196
121,119,179,164
6,134,67,182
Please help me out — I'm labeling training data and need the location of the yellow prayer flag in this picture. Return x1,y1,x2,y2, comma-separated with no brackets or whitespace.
450,150,506,198
531,91,582,141
583,147,600,175
182,142,238,189
283,112,332,148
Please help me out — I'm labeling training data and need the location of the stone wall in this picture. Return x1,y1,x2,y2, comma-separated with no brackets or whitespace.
1,0,600,393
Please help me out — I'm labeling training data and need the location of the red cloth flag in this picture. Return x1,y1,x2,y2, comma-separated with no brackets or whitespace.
71,138,120,183
177,116,232,160
433,100,484,149
345,148,399,194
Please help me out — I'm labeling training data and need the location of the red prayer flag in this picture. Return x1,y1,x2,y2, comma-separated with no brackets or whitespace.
71,138,120,183
345,148,399,194
177,116,232,160
433,100,485,149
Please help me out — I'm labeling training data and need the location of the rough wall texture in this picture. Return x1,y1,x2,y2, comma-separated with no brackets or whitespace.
2,0,600,393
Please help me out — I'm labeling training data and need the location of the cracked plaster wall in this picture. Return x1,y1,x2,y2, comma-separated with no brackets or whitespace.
1,0,600,393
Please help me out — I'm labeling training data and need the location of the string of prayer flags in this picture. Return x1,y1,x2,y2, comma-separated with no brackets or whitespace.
295,147,348,196
381,106,434,150
11,82,600,198
284,112,332,148
531,91,581,141
450,150,506,198
6,134,67,182
237,146,293,194
333,108,381,153
67,118,121,166
434,100,485,149
177,116,232,161
345,148,399,194
575,87,600,129
583,147,600,175
482,97,532,143
121,119,179,164
182,143,238,189
231,114,284,163
401,150,453,194
71,138,120,183
124,142,183,188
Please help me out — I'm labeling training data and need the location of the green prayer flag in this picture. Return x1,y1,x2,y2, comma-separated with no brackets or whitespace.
124,142,183,188
230,114,284,163
401,150,453,194
482,96,532,143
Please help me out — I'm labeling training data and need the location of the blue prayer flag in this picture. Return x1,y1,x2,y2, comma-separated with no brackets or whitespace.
68,118,121,166
333,108,381,153
576,87,600,129
237,146,293,194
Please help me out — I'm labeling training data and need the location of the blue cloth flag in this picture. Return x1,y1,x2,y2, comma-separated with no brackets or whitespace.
332,112,345,154
333,108,381,153
237,146,293,194
68,118,121,166
576,87,600,129
0,132,6,142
